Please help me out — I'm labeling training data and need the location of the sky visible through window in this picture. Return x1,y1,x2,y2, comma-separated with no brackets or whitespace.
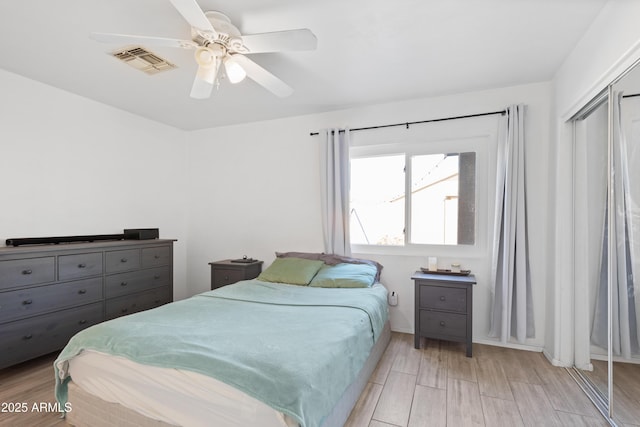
350,153,462,245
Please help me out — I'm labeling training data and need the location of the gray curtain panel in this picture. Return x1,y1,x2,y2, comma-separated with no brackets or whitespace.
320,128,351,256
489,104,535,344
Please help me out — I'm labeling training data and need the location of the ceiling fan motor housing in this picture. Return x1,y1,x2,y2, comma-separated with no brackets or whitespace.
191,11,243,51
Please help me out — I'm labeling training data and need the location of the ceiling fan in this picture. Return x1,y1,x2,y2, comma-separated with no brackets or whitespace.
91,0,317,99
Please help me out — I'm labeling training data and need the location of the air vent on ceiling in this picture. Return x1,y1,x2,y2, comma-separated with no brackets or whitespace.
112,47,176,75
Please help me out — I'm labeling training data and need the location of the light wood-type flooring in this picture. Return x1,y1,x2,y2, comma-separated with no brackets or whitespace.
344,333,613,427
0,332,612,427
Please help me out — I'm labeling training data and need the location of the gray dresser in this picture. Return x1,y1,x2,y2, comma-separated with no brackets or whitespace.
0,239,175,369
412,271,476,357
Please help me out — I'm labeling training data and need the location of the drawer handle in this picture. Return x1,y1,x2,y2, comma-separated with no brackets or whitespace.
23,334,33,340
440,321,446,327
78,263,87,268
120,282,128,286
120,258,128,263
224,275,229,280
154,255,160,259
121,308,128,313
154,275,160,280
78,289,87,294
78,319,87,325
22,269,33,275
439,296,446,302
22,299,33,305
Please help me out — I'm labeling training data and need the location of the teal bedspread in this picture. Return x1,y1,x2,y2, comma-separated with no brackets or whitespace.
55,280,388,427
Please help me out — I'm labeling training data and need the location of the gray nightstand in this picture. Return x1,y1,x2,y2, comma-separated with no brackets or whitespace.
209,259,263,290
412,271,476,357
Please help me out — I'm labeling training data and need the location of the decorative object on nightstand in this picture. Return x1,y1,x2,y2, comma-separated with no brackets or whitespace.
412,271,476,357
209,258,263,290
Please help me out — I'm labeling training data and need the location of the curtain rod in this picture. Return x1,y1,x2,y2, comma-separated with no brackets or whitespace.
309,110,507,136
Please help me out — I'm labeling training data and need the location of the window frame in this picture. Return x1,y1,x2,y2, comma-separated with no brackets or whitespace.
348,118,500,258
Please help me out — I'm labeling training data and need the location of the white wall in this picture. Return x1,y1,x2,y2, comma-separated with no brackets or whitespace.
0,52,557,353
185,116,324,296
549,0,640,365
0,69,190,300
555,0,640,121
186,81,552,350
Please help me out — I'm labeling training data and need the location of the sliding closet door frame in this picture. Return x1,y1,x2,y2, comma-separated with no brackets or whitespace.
568,87,616,425
606,84,614,420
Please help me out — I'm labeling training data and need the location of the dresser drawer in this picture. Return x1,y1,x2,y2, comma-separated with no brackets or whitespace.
141,246,172,268
212,269,246,288
419,310,467,339
58,252,103,280
105,266,170,298
0,277,103,323
105,286,172,320
0,257,55,290
419,285,467,312
0,302,103,369
105,249,140,273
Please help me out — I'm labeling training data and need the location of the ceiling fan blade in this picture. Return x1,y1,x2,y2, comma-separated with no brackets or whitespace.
90,32,197,49
190,68,214,99
169,0,216,34
190,58,219,99
241,29,317,54
232,54,293,97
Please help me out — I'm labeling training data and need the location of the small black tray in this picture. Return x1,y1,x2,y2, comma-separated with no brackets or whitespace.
420,267,471,276
231,258,257,263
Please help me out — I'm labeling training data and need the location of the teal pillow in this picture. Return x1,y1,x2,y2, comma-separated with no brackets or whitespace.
257,257,324,285
309,263,377,288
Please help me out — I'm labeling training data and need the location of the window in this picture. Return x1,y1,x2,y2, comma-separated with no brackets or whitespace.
350,152,476,246
347,114,500,253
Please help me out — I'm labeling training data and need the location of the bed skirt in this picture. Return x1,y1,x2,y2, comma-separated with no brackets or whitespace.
65,321,391,427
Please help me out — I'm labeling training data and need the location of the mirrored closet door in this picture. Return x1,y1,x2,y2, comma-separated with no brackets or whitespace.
572,60,640,426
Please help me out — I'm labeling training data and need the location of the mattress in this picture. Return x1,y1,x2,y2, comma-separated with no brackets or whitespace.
56,280,389,427
68,350,298,427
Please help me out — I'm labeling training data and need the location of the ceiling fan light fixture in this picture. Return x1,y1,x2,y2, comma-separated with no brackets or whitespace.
194,46,222,85
224,55,246,84
194,46,216,67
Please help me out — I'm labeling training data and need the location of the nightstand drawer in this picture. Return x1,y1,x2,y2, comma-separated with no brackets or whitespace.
420,310,467,339
58,252,103,280
0,257,55,290
419,285,466,312
213,269,245,288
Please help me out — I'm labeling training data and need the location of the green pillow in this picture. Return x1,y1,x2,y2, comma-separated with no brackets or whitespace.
257,257,324,285
309,263,377,288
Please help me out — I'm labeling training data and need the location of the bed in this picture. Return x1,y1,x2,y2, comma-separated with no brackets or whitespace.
54,253,390,427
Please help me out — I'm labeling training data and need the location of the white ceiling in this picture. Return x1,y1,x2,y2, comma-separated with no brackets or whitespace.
0,0,608,130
